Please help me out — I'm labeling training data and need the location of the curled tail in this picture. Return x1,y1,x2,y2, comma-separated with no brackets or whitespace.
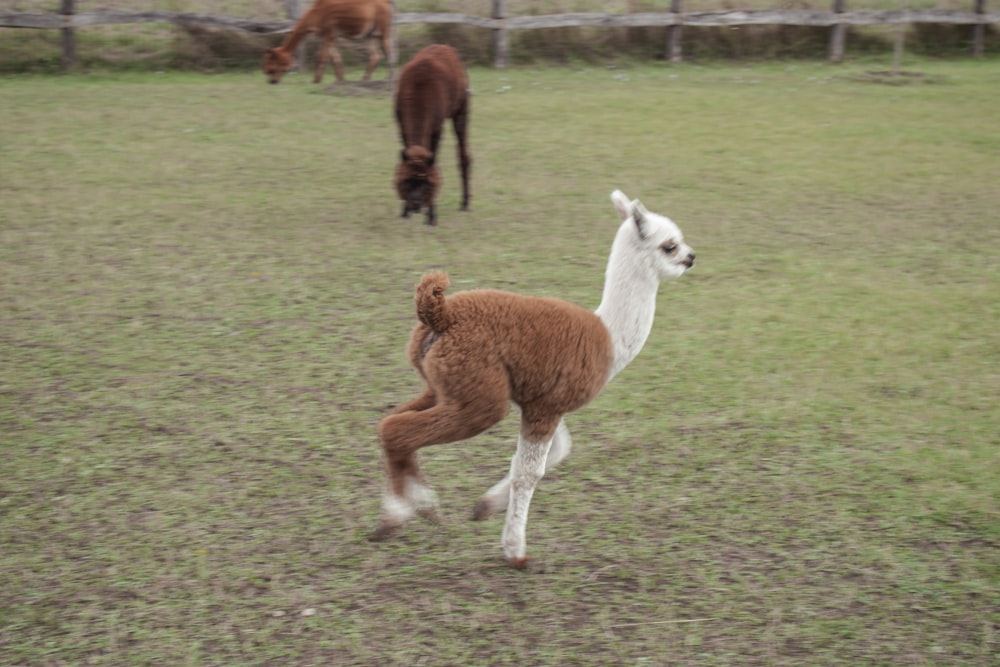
415,271,451,333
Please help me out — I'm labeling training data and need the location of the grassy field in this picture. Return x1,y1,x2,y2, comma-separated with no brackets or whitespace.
1,58,998,665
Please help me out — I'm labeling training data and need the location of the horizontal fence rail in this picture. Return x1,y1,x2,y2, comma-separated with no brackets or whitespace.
2,5,997,68
4,9,997,31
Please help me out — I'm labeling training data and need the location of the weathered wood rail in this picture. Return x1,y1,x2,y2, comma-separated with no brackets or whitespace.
1,2,996,70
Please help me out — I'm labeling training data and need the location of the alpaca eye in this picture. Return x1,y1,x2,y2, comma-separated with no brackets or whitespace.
662,244,677,254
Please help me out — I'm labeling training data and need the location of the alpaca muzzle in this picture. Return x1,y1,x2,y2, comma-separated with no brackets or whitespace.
403,198,423,216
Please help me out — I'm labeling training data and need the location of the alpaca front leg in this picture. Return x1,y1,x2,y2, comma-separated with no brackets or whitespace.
501,434,552,569
474,420,571,520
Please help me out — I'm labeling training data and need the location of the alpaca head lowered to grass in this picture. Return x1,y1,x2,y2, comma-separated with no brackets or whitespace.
372,189,695,569
395,146,440,220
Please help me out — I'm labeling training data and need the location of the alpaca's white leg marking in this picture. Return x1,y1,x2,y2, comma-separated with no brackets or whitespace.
405,476,438,510
407,477,441,522
501,435,552,563
380,477,440,527
380,492,415,527
546,420,573,470
475,420,572,520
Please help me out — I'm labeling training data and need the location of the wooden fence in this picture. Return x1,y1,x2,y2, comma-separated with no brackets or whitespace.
1,0,996,70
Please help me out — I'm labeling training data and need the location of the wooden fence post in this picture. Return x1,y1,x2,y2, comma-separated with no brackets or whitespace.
60,0,76,70
493,0,508,69
667,0,683,63
828,0,847,62
972,0,985,56
389,0,398,75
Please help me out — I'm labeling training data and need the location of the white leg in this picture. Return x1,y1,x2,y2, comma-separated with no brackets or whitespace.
474,420,572,520
379,491,414,527
546,420,573,469
500,434,552,568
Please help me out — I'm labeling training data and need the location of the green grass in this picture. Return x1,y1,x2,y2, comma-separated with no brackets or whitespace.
1,59,998,665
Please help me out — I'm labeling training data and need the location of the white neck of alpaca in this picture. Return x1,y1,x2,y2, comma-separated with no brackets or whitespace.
595,220,662,382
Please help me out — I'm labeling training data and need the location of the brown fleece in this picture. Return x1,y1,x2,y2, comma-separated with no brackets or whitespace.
379,271,614,496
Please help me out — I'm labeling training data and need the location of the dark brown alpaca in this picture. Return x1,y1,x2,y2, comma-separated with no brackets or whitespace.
261,0,392,84
394,44,471,226
372,191,697,569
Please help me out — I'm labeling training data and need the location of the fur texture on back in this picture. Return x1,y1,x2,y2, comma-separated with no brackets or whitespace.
408,272,613,437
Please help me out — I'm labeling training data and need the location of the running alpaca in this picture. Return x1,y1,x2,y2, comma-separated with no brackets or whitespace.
261,0,392,84
373,190,696,568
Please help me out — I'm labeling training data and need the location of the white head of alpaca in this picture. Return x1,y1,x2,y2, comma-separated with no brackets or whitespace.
596,190,696,380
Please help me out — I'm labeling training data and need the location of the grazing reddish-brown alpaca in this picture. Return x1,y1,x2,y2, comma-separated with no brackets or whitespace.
394,44,471,226
261,0,392,84
372,190,696,568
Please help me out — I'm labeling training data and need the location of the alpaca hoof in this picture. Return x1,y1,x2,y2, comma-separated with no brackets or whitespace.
369,523,400,542
471,499,494,521
473,495,506,520
507,556,531,570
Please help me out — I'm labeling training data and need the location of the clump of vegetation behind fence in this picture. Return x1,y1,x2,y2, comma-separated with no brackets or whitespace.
0,0,996,72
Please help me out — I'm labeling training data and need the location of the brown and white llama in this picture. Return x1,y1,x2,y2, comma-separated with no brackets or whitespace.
372,190,696,568
394,44,471,226
261,0,392,85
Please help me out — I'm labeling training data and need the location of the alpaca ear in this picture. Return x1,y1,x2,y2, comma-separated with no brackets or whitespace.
610,189,631,222
632,200,649,239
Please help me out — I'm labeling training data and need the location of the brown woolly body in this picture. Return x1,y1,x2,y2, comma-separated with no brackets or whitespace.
378,272,612,506
261,0,392,84
409,278,613,433
394,45,472,225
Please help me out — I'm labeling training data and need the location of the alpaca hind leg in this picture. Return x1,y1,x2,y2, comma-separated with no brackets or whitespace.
314,37,332,83
374,398,509,539
372,451,439,541
328,40,345,82
381,33,394,82
473,419,571,520
501,429,556,569
389,387,436,416
362,37,382,81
